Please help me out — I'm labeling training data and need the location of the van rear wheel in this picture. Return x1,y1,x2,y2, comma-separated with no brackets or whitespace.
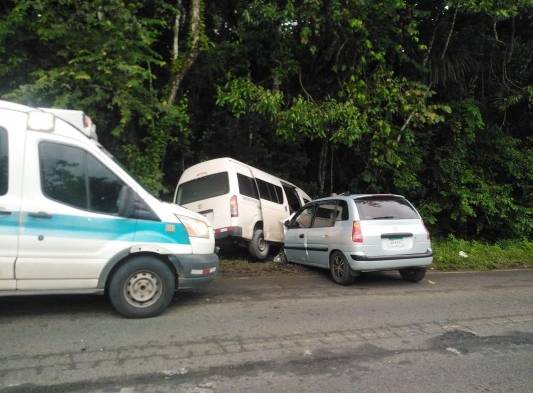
108,256,175,318
399,268,426,283
248,229,270,260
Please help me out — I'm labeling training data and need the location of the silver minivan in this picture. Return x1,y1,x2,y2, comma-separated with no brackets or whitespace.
283,194,432,285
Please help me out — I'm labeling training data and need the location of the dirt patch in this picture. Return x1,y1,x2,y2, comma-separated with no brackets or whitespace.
220,259,312,277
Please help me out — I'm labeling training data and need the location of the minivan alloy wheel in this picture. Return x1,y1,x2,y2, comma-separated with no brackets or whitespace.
123,270,163,308
329,251,355,285
332,255,346,279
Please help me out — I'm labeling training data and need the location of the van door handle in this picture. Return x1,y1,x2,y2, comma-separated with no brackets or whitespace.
29,211,53,219
299,234,304,238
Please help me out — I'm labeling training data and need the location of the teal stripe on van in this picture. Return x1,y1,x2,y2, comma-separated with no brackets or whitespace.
0,213,190,245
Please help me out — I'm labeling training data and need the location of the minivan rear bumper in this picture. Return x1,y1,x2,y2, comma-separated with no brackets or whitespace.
348,251,432,271
168,253,219,290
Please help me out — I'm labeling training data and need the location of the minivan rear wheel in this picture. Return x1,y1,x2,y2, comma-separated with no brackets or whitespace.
108,256,175,318
399,268,426,283
330,251,355,285
248,229,270,260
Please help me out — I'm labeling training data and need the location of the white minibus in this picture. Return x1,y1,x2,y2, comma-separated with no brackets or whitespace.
0,100,218,318
174,158,311,259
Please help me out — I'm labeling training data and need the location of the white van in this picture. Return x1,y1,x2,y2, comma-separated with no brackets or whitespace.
0,100,218,318
174,158,311,259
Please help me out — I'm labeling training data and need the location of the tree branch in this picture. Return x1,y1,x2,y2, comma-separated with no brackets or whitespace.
441,6,458,60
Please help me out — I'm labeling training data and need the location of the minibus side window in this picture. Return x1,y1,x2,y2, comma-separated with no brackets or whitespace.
0,127,8,196
40,142,144,217
40,142,87,209
87,154,124,214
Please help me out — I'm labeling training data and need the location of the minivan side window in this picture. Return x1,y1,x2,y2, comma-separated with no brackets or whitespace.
40,142,125,215
237,173,259,199
291,205,315,228
312,202,338,228
336,200,349,221
0,127,8,196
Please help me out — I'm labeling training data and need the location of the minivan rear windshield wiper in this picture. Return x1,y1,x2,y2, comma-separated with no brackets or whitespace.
370,216,395,220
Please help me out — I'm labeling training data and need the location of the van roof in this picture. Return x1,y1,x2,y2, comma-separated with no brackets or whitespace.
182,157,302,189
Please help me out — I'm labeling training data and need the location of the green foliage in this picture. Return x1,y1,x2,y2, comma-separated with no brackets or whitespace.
0,0,531,239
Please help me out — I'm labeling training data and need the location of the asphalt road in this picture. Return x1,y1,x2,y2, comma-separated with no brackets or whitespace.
1,268,533,393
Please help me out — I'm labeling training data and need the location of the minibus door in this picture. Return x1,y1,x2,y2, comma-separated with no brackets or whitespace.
0,112,25,290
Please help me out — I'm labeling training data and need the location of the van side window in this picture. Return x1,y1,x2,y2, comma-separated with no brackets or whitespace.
40,142,87,209
237,173,258,199
312,202,338,228
256,178,284,204
282,185,301,213
39,142,126,215
0,128,8,196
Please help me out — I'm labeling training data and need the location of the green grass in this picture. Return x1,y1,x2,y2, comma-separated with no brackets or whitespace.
432,238,533,271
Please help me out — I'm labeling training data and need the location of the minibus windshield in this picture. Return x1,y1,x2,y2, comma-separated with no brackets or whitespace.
176,172,230,205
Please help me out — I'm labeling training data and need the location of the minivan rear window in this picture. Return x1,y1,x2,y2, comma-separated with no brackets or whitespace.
354,196,419,220
0,128,7,196
177,172,229,205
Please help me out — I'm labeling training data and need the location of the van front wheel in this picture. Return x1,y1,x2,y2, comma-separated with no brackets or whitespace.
248,229,270,260
108,256,175,318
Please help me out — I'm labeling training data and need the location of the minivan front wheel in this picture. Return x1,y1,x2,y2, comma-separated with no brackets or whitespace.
330,251,355,285
108,256,175,318
248,229,270,260
399,268,426,283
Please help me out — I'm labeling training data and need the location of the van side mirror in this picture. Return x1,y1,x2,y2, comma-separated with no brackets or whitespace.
117,185,135,218
284,219,291,228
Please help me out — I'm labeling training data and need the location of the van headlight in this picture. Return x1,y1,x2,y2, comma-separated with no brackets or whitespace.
175,215,210,239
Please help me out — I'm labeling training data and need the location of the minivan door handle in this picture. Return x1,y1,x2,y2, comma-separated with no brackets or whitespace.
29,211,53,219
299,234,304,239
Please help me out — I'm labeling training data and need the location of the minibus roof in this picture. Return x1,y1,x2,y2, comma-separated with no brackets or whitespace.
0,100,98,141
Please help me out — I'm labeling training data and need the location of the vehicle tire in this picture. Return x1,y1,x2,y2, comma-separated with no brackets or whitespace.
329,251,355,286
399,267,426,283
108,256,175,318
248,229,270,260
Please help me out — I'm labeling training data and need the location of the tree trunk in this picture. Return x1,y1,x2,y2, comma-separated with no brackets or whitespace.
168,0,202,105
318,140,328,195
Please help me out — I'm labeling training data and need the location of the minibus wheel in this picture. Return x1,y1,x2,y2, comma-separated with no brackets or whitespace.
248,229,269,260
399,268,426,283
329,251,355,285
108,256,175,318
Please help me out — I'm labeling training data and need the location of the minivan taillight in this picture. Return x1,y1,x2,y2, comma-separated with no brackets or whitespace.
352,220,363,243
230,195,239,217
423,223,431,240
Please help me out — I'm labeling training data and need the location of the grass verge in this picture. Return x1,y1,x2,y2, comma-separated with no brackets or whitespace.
432,239,533,271
219,239,533,276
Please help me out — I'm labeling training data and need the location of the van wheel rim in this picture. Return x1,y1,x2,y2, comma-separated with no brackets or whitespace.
123,270,163,308
258,235,266,251
332,256,345,278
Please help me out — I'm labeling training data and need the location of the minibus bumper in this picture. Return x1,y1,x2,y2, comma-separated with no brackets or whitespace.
168,253,220,290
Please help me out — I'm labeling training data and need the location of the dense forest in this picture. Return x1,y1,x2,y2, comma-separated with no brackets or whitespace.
0,0,531,240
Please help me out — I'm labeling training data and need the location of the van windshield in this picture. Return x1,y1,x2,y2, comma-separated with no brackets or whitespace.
354,196,419,220
177,172,229,205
